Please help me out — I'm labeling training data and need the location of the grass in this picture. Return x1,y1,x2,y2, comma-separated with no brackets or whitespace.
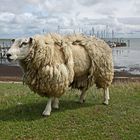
0,82,140,140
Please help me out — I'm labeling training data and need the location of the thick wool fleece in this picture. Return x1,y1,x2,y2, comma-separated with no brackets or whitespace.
64,34,114,89
20,34,74,97
20,33,114,97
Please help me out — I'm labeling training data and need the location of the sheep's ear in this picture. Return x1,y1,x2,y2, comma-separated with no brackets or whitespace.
28,37,33,44
11,39,15,43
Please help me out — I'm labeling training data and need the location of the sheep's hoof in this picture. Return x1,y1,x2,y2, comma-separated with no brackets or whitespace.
52,105,59,109
42,111,51,117
77,99,86,104
52,106,59,110
103,102,109,105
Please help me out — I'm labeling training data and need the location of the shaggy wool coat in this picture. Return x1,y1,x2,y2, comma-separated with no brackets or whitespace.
20,33,114,97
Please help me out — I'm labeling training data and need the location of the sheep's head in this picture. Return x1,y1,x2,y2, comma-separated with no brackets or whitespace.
7,37,33,61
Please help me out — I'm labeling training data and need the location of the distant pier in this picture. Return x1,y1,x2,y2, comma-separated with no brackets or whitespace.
105,38,130,48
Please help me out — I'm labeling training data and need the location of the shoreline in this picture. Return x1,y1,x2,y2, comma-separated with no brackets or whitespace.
0,64,140,82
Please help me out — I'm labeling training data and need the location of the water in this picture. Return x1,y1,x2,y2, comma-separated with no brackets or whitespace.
0,39,11,46
0,38,140,75
112,38,140,75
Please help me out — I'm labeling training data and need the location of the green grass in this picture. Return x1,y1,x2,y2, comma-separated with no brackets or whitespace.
0,82,140,140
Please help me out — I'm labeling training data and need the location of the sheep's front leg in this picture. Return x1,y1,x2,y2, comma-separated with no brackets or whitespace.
42,97,52,116
79,89,87,103
103,87,110,105
52,97,59,109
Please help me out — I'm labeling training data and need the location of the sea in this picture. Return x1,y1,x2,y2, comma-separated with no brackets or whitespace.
112,38,140,75
0,38,140,75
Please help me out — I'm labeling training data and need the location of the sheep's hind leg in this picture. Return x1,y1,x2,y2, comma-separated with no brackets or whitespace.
52,97,59,109
42,97,53,116
103,87,110,105
79,88,88,104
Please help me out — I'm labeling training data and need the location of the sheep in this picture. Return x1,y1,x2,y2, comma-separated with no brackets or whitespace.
7,33,114,116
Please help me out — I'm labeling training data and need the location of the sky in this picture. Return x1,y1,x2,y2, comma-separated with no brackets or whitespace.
0,0,140,38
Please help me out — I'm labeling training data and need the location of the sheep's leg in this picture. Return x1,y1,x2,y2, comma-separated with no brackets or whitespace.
52,97,59,109
103,87,110,105
42,97,53,116
79,89,87,103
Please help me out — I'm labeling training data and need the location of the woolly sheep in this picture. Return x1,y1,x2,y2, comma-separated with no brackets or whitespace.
7,33,114,116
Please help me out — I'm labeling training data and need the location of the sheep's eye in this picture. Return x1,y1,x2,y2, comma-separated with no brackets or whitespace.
19,42,27,48
22,42,28,45
19,44,22,48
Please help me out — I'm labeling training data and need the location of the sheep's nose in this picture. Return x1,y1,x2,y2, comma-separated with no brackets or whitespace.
6,53,12,59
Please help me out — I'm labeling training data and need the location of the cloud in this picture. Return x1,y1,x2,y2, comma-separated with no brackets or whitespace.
0,0,140,38
118,17,140,25
78,0,108,6
0,0,26,13
0,12,15,23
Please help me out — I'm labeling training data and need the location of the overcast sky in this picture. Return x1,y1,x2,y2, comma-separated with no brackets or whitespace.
0,0,140,38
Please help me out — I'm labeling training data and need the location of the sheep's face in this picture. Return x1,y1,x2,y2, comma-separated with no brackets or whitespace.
7,37,33,61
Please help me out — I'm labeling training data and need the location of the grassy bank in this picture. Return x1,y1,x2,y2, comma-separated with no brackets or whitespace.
0,82,140,140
